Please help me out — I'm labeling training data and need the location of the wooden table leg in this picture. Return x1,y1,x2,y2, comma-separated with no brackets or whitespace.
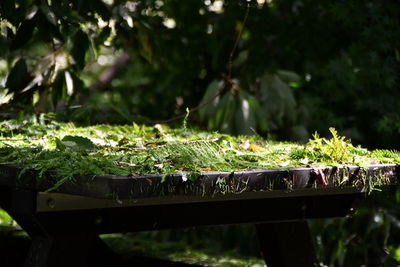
255,221,318,267
24,234,121,267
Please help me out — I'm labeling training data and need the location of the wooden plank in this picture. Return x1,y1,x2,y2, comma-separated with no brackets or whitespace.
15,193,361,234
1,164,398,200
256,221,317,267
36,187,363,212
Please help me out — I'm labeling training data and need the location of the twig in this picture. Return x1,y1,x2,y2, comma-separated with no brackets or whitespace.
0,137,43,141
147,4,250,125
178,138,219,145
147,83,228,124
108,138,220,151
226,3,250,84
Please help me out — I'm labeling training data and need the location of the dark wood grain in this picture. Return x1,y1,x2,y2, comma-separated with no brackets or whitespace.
0,164,398,199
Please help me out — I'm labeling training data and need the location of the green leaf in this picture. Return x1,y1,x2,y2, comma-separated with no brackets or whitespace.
70,70,86,93
65,71,74,96
53,69,85,103
51,71,66,105
199,80,222,119
137,23,153,62
11,14,37,50
260,75,283,125
214,92,230,129
233,50,249,67
71,30,90,69
272,75,297,123
55,137,66,151
36,8,64,42
0,209,13,225
235,93,257,135
50,2,79,24
39,3,57,25
247,94,268,132
396,188,400,203
0,1,17,24
96,26,111,45
91,1,111,20
62,135,96,151
393,246,400,262
277,70,301,83
260,73,297,127
5,58,30,92
221,93,236,134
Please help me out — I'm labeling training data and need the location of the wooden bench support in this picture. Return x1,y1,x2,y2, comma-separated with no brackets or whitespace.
25,234,119,267
256,221,318,267
0,186,361,267
0,161,384,267
0,232,202,267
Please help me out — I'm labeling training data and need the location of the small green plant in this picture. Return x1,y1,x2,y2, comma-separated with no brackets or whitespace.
182,107,190,132
291,127,376,166
307,127,357,163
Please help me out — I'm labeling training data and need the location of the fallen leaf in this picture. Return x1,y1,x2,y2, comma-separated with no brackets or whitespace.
239,141,267,152
248,144,267,152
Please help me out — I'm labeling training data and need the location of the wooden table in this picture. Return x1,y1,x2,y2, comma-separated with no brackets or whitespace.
0,164,398,267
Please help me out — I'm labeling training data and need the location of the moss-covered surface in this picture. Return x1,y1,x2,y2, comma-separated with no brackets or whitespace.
0,119,399,190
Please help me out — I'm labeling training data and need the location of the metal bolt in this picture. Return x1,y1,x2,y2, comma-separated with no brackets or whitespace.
46,198,55,209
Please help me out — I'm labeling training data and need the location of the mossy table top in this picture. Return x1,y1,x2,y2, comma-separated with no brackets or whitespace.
0,163,398,212
0,121,399,209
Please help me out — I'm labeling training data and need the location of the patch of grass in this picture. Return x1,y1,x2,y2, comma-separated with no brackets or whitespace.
168,250,265,267
101,232,266,267
0,209,13,226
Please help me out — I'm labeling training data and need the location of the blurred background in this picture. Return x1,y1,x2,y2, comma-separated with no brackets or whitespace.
1,0,400,266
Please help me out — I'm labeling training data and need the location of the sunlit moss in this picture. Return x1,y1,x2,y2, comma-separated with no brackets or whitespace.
0,120,399,190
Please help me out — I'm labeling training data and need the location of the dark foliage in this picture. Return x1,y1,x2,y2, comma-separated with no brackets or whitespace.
1,0,400,265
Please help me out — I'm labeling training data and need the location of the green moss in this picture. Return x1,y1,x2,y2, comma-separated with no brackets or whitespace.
0,120,399,190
